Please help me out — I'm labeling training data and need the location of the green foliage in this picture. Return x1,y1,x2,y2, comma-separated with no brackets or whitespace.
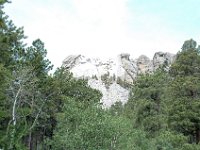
170,48,200,77
168,39,200,144
116,77,132,89
53,68,102,106
51,97,155,150
181,144,200,150
126,69,169,136
153,130,188,150
1,1,200,148
51,98,108,150
0,5,25,68
0,64,11,148
25,39,53,78
110,101,124,116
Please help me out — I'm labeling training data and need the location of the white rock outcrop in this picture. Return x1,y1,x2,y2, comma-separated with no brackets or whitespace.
62,52,175,107
153,52,176,70
136,55,153,74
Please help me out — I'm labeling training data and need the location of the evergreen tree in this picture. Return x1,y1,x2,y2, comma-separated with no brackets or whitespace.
0,1,25,68
126,69,169,136
168,39,200,144
25,39,53,79
0,64,11,148
0,1,26,148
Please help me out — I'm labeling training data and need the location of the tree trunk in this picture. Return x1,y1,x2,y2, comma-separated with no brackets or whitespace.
28,132,32,150
196,127,200,144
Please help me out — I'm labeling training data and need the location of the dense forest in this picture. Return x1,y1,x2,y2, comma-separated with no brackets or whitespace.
1,1,200,149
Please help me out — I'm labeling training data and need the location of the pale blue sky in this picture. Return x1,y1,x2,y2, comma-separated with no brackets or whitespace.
4,0,200,68
128,0,200,34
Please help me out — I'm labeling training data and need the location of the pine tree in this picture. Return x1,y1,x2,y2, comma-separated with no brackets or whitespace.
126,69,169,136
0,1,25,68
168,39,200,144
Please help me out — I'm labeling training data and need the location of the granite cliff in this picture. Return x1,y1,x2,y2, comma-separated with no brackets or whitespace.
62,52,176,107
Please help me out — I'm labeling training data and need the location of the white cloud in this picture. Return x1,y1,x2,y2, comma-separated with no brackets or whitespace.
5,0,198,68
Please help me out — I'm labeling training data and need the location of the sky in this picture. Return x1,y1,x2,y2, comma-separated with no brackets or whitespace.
4,0,200,68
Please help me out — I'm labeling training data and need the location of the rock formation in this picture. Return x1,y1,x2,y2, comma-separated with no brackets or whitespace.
136,55,152,74
62,52,175,107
